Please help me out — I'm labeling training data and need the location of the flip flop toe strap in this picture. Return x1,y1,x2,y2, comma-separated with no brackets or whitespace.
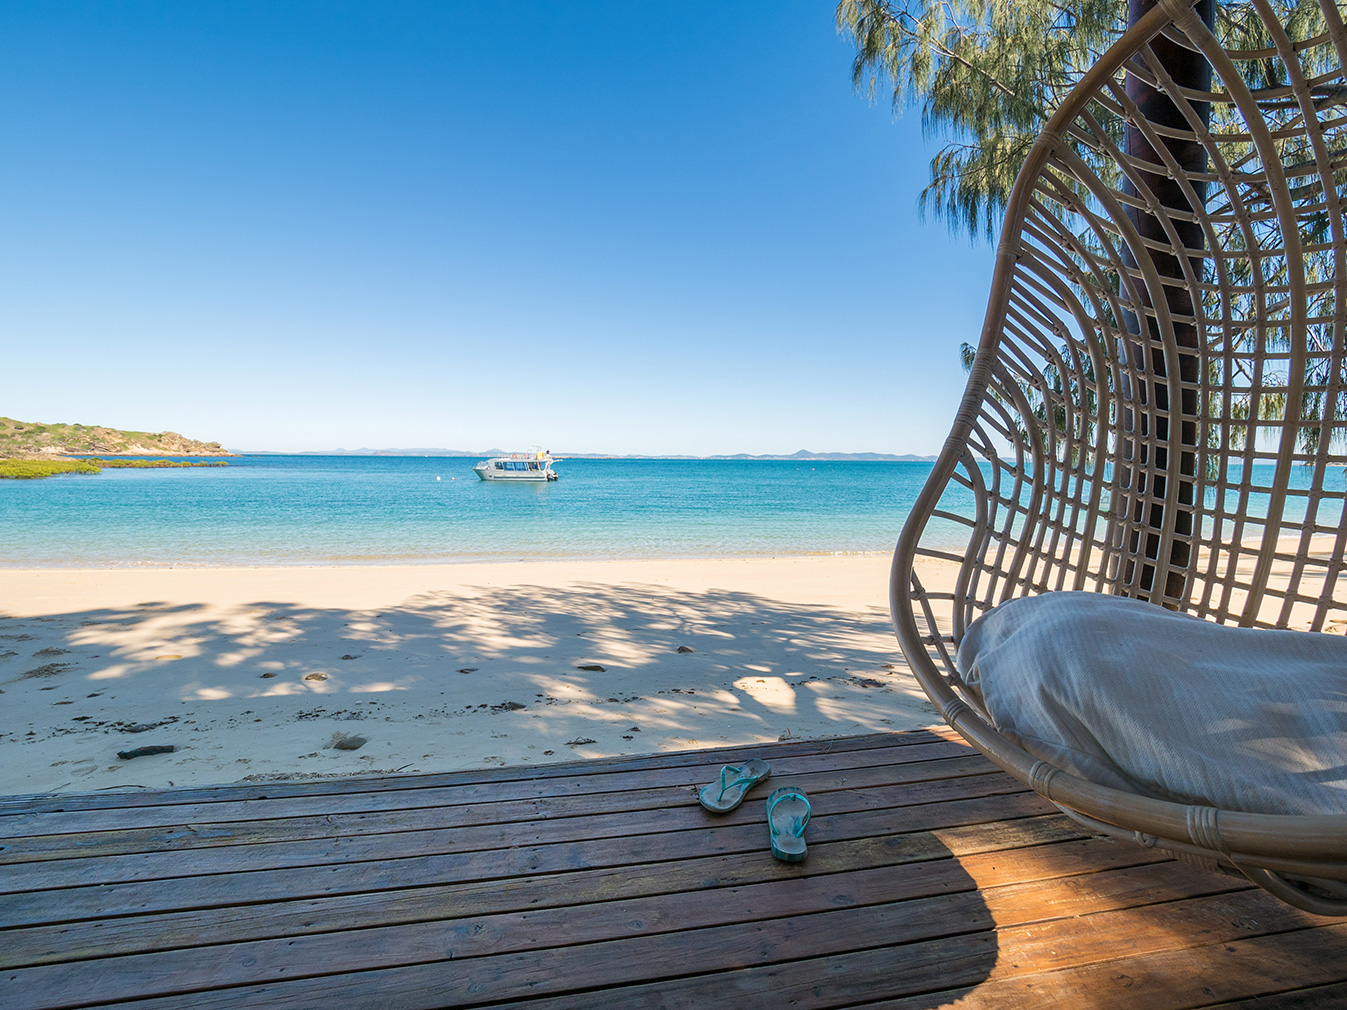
768,790,811,835
714,763,757,801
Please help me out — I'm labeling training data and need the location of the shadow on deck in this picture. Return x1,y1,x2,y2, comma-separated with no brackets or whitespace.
1,730,1344,1008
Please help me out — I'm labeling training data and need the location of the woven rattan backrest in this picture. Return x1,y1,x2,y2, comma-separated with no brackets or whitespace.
906,0,1347,680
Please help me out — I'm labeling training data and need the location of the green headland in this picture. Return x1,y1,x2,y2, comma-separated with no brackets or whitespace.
0,416,231,479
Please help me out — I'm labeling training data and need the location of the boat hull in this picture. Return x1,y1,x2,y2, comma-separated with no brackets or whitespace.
474,464,557,482
474,469,551,482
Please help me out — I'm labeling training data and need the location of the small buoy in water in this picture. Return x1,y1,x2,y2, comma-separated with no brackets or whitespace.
436,476,441,481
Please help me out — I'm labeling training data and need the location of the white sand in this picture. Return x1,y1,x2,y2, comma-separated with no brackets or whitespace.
0,555,955,795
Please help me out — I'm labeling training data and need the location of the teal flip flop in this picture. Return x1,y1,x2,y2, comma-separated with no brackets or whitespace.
698,758,771,813
766,786,811,862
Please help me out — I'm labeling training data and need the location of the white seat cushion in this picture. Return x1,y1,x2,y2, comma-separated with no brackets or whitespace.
955,592,1347,815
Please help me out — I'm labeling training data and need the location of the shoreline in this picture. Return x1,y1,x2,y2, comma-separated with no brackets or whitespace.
0,555,952,796
0,549,899,573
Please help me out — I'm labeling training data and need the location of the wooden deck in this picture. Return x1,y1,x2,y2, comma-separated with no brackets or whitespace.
1,729,1344,1009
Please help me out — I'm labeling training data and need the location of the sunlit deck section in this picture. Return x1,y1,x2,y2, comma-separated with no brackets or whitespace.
2,730,1344,1008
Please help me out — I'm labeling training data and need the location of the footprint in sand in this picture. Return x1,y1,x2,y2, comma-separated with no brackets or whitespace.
23,663,73,679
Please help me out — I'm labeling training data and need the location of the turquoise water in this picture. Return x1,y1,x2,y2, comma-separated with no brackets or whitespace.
7,455,1325,569
0,456,969,568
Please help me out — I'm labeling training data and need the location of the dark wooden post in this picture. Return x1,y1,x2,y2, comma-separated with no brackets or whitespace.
1120,0,1215,603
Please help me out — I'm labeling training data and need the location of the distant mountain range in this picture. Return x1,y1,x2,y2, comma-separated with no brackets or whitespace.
2,415,936,462
243,448,937,461
244,448,513,457
657,451,936,462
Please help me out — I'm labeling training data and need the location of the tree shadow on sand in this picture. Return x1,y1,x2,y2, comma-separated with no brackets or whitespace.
1,581,1001,1006
1,580,940,790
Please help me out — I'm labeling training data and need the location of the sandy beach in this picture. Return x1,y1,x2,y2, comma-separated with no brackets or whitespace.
0,555,955,795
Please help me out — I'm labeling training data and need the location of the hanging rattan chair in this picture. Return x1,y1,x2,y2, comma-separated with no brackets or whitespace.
892,0,1347,915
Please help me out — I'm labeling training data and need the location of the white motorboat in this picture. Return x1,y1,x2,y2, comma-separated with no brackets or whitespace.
473,449,559,482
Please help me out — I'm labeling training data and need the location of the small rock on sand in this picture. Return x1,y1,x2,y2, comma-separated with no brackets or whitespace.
676,646,695,654
575,664,605,672
340,654,360,661
304,673,328,682
260,672,277,678
458,667,478,674
565,737,596,746
327,732,368,751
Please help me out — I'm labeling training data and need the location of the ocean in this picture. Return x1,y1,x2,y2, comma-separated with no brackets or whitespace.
2,454,1331,569
0,456,971,568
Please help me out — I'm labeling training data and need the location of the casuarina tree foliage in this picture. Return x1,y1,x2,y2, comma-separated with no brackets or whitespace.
836,0,1334,242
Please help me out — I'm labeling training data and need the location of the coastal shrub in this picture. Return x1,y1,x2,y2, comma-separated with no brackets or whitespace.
0,457,229,478
87,458,230,469
0,459,102,479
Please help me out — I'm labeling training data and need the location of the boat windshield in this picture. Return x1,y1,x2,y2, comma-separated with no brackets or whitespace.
485,456,553,473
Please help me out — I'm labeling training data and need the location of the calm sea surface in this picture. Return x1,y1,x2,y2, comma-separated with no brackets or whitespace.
0,456,971,568
2,455,1329,569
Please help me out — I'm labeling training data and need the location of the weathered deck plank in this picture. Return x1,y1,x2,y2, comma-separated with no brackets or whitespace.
1,730,1342,1009
0,732,935,816
1,816,1096,955
0,779,1037,892
855,923,1347,1009
0,749,992,852
2,831,1182,974
1208,983,1347,1009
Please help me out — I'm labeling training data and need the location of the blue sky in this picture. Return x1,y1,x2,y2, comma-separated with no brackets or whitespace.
0,1,994,455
